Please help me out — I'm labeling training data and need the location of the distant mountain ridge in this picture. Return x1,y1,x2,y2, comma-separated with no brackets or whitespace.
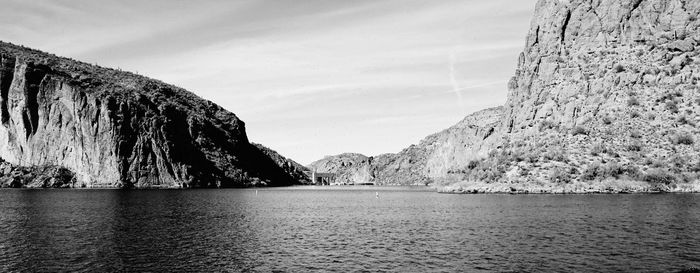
308,107,502,185
0,41,309,188
312,0,700,193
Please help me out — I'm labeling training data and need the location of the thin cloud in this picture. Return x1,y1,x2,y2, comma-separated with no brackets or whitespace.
1,0,538,164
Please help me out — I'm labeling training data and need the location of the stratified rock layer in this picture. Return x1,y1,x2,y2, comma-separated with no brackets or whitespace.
0,42,308,188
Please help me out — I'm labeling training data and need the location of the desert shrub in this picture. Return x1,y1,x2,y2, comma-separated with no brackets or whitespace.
544,148,567,162
648,113,656,120
539,120,558,131
590,143,607,156
525,151,539,163
626,142,643,152
651,160,666,168
678,116,696,126
643,169,676,185
601,162,626,179
461,151,513,183
630,111,641,118
549,166,572,184
668,155,690,173
623,165,642,180
666,100,679,113
645,67,660,75
613,64,626,73
466,160,479,170
672,133,695,145
518,167,530,177
602,116,613,125
572,126,587,136
487,149,499,158
627,97,640,107
659,91,683,102
691,161,700,173
581,163,602,181
630,130,642,138
581,162,640,181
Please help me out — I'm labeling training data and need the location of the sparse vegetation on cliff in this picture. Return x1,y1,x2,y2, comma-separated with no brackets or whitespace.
0,41,309,188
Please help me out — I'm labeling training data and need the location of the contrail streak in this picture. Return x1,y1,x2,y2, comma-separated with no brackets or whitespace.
449,49,465,113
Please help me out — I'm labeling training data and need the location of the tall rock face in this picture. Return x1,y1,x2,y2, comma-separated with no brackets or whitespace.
0,42,308,188
505,0,700,133
447,0,700,191
308,107,502,185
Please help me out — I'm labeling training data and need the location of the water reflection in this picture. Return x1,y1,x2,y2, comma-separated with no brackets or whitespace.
0,189,698,272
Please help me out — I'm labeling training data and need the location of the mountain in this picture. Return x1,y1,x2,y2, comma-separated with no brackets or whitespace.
0,41,309,188
313,0,700,193
307,107,502,185
251,143,311,185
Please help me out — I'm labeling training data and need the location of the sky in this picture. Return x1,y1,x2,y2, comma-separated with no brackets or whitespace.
1,0,537,165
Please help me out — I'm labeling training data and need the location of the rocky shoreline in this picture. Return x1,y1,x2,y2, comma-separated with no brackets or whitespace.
0,160,75,188
435,179,700,194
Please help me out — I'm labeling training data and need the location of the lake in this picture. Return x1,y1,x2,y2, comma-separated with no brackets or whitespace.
0,187,698,272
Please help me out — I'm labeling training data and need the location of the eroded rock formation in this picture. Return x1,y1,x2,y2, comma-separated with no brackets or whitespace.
0,42,308,188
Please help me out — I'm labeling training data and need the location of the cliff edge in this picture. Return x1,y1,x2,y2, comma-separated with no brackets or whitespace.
0,41,309,188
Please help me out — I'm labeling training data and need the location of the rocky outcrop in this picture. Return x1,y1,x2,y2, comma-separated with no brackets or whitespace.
308,107,502,185
0,41,309,188
504,0,700,134
0,159,75,188
307,153,375,184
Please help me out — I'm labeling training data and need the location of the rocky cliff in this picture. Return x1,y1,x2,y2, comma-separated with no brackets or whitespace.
252,143,310,184
0,41,308,188
445,0,700,193
315,0,700,192
308,107,502,185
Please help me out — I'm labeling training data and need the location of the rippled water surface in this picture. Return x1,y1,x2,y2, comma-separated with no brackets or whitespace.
0,187,699,272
